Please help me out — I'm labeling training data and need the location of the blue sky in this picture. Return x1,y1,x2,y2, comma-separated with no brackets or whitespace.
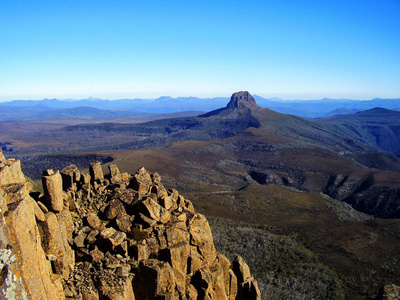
1,0,399,101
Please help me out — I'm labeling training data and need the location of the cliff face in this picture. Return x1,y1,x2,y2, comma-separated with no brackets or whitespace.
0,148,260,299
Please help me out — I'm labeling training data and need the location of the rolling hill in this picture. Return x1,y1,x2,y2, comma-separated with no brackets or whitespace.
3,91,400,298
316,107,400,155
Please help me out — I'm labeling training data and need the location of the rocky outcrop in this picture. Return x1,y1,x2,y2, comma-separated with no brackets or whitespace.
0,155,261,299
0,151,68,299
226,91,260,110
0,148,25,186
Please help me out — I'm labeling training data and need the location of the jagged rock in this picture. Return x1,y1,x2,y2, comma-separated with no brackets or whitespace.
116,265,131,277
74,228,88,248
189,213,216,265
191,266,216,299
86,212,102,231
107,163,130,184
214,253,236,299
226,91,260,110
2,190,65,298
133,259,177,299
159,194,173,210
31,196,46,222
85,229,99,244
81,172,91,184
61,164,80,191
166,221,190,247
81,289,99,300
42,212,74,279
98,276,135,300
108,163,120,177
42,169,64,212
140,197,171,224
0,150,25,186
232,256,261,300
138,212,157,227
106,199,126,220
227,269,238,300
115,213,133,233
130,167,152,196
111,188,138,206
100,227,126,249
2,157,261,300
89,161,104,182
90,246,104,262
188,245,207,274
162,242,190,295
131,243,150,262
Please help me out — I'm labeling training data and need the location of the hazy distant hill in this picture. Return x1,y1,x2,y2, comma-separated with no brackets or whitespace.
63,91,372,154
2,95,400,117
323,108,362,117
0,105,204,123
316,107,400,154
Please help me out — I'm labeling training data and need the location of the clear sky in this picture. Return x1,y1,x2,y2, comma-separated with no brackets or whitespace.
1,0,399,101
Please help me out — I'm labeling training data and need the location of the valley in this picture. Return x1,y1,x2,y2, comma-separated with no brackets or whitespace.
2,91,400,299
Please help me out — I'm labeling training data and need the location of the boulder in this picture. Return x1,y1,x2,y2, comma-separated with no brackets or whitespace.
42,212,74,279
86,212,102,231
61,164,80,191
232,256,261,300
42,169,64,212
1,156,261,300
2,192,65,298
188,213,216,265
105,199,126,220
161,242,190,294
0,157,25,186
100,227,126,249
140,197,171,224
89,161,104,182
133,260,177,299
129,167,152,196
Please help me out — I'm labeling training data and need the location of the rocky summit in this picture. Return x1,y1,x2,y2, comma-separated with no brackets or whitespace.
0,148,261,299
226,91,260,110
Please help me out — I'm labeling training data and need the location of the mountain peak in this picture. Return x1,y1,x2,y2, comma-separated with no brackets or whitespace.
227,91,259,109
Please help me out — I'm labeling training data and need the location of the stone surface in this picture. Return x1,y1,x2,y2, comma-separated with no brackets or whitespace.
42,212,74,279
89,161,104,182
133,260,177,299
42,169,64,212
233,256,261,300
0,155,25,186
226,91,260,110
61,164,80,191
189,213,216,264
1,158,260,300
3,192,65,299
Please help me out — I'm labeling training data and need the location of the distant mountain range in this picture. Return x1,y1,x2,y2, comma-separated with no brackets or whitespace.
1,95,400,118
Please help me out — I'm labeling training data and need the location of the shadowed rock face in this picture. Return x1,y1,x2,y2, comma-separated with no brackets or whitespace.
226,91,260,110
